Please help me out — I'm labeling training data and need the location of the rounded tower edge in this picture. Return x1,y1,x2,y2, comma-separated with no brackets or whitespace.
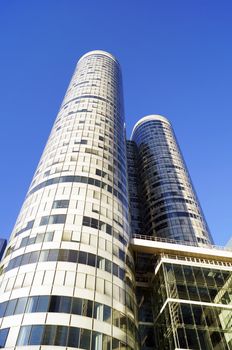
131,114,171,140
78,50,118,63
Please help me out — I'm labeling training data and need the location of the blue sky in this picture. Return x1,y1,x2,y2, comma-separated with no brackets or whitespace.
0,0,232,246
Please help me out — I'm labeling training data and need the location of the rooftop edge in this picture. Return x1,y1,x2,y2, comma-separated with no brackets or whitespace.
131,114,170,140
78,50,118,63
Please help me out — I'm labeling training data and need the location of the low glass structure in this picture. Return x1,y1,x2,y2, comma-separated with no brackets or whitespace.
153,255,232,349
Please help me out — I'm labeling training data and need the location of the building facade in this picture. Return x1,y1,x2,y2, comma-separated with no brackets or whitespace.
130,115,213,247
0,51,138,349
0,51,231,350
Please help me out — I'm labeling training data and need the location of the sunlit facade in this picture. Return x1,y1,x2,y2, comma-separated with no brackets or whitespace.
0,51,138,349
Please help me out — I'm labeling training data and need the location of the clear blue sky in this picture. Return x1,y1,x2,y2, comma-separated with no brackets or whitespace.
0,0,232,246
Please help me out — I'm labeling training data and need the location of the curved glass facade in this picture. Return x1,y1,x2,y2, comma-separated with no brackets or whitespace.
131,115,213,246
0,51,138,349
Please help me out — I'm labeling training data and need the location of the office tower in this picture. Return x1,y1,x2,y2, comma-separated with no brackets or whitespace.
0,239,7,260
0,51,138,349
131,115,213,246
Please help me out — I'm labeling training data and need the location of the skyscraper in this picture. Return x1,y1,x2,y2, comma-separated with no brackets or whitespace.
130,115,213,246
0,50,232,350
0,51,138,349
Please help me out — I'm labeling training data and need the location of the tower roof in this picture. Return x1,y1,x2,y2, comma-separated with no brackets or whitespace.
131,114,170,139
79,50,118,63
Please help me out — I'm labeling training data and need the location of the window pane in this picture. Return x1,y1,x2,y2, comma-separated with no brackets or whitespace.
68,327,80,347
112,338,120,349
25,296,38,313
5,299,17,316
105,260,112,273
49,214,66,224
15,297,28,315
49,296,61,312
52,200,69,209
79,329,91,349
91,331,102,350
40,216,49,226
54,326,68,346
0,301,7,318
39,249,49,262
21,253,30,265
79,251,87,264
17,326,31,346
0,328,9,348
68,250,78,262
35,233,44,243
103,334,111,350
36,296,50,312
43,325,56,345
94,303,103,320
47,249,59,261
29,251,40,264
103,305,111,323
59,296,71,313
87,253,96,267
44,231,54,242
29,325,44,345
59,249,69,261
72,298,82,315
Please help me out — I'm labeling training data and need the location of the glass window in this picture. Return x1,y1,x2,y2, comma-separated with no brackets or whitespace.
87,253,96,267
79,329,91,349
49,214,66,224
112,338,120,349
47,249,59,261
59,296,71,313
29,325,44,345
21,253,30,265
49,296,61,312
15,297,28,314
25,296,38,313
0,328,9,348
36,296,50,312
103,305,111,323
5,299,17,316
17,325,31,346
103,334,111,350
29,250,40,264
54,325,68,346
105,259,112,273
43,325,56,345
39,249,49,262
52,200,69,209
27,237,36,245
68,250,78,263
92,331,102,350
82,299,93,317
35,233,44,243
40,216,49,226
0,301,7,318
94,303,103,320
44,231,54,242
72,298,82,315
59,249,69,261
68,327,80,347
79,251,87,264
